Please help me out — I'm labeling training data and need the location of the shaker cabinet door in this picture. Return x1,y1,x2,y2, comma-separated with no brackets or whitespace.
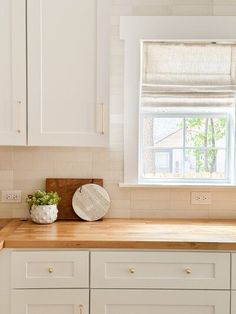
27,0,110,147
12,289,89,314
0,0,26,145
91,290,230,314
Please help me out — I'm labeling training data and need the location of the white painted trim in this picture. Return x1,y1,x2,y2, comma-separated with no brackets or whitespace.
120,16,236,185
119,183,236,189
120,16,236,41
123,40,140,183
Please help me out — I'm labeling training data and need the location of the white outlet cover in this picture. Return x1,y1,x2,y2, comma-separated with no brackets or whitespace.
1,190,22,203
191,192,212,205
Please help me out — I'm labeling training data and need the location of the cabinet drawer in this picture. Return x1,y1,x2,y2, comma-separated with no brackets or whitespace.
91,251,230,289
11,251,89,288
91,290,230,314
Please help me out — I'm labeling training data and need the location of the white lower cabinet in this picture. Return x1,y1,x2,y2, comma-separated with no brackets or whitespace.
91,290,230,314
10,251,89,314
11,289,89,314
7,250,234,314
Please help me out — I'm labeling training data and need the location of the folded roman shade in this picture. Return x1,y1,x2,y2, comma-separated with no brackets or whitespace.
142,42,236,107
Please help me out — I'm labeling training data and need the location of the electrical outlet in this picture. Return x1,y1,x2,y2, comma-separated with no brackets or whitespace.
1,190,22,203
191,192,211,205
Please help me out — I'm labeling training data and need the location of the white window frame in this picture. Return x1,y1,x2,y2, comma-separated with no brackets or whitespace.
120,16,236,186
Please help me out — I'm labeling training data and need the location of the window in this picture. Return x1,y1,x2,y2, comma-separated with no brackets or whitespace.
120,16,236,186
140,42,235,184
141,110,230,182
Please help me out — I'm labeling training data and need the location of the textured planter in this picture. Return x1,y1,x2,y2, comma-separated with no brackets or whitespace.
30,204,58,224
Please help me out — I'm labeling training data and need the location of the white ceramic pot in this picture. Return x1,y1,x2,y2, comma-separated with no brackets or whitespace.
30,204,58,224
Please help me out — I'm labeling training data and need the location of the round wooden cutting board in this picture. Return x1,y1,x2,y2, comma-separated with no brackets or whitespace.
72,184,110,221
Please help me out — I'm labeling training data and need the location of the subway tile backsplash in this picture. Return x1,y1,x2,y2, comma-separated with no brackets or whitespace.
1,0,236,219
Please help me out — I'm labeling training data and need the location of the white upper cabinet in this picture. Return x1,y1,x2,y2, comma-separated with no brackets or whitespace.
0,0,26,146
27,0,110,147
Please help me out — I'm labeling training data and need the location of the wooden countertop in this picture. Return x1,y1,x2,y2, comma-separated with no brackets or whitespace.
2,219,236,250
0,219,22,250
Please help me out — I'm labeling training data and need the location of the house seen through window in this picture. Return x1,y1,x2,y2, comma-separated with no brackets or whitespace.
140,42,235,184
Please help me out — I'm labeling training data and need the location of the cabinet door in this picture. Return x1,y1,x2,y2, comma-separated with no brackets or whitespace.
12,289,89,314
0,0,26,145
231,291,236,314
91,290,230,314
0,250,11,314
27,0,110,147
230,254,236,289
232,291,236,314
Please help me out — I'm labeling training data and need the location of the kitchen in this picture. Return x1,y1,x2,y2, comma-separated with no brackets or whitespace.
1,0,236,313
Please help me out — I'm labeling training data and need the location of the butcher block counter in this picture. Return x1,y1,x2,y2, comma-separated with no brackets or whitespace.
1,219,236,250
0,219,22,250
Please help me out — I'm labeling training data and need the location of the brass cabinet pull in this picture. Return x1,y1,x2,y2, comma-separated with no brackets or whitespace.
79,304,83,314
101,103,105,135
96,103,106,135
48,267,54,274
185,267,192,274
16,100,22,133
129,267,135,274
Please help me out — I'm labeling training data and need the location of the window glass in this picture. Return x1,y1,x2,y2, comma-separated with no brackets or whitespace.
141,114,229,181
140,41,235,184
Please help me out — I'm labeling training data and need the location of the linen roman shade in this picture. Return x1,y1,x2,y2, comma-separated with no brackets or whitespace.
141,42,236,107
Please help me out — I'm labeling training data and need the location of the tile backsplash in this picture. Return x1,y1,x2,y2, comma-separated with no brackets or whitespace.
1,0,236,219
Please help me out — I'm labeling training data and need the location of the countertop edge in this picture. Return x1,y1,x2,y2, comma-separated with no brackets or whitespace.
4,240,236,251
2,219,236,251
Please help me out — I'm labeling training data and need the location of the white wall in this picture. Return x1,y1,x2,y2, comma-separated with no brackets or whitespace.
1,0,236,219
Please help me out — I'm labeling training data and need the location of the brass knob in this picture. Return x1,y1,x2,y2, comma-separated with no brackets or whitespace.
129,267,135,274
185,268,192,274
48,267,54,274
79,304,83,314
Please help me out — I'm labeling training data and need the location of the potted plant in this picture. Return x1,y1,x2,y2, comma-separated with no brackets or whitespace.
26,190,60,224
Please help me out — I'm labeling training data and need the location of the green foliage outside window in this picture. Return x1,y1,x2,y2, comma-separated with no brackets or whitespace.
185,118,226,173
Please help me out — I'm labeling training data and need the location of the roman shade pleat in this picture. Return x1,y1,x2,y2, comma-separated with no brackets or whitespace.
142,42,236,107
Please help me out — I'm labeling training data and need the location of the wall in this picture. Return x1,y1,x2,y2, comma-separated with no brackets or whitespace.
1,0,236,219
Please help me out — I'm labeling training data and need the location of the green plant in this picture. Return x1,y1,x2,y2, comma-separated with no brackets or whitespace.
26,190,60,206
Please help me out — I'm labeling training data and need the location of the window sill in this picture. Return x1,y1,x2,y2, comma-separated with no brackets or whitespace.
119,182,236,189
